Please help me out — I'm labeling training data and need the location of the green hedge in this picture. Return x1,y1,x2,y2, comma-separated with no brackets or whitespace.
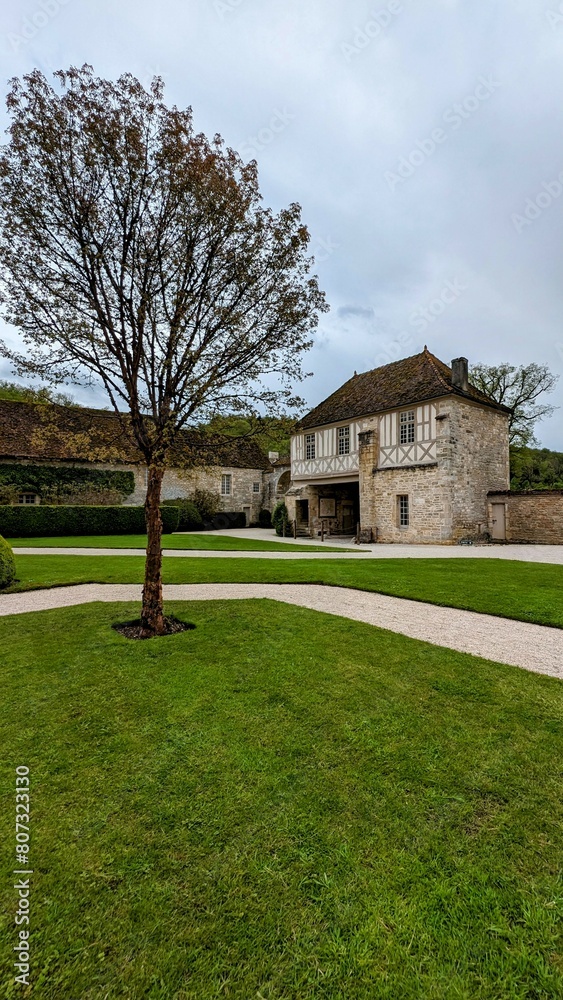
0,505,179,537
0,534,16,588
272,501,289,536
162,498,204,531
0,464,135,496
258,509,272,528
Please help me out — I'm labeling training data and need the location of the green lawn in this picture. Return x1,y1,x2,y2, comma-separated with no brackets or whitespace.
5,554,563,629
1,600,561,999
8,532,355,553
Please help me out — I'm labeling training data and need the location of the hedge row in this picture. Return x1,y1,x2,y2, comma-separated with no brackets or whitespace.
0,464,135,496
0,505,179,537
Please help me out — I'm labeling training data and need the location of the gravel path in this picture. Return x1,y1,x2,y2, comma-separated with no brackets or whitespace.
12,544,563,563
1,583,561,679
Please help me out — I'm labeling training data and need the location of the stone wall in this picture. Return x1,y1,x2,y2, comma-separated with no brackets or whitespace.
487,491,563,544
358,397,510,543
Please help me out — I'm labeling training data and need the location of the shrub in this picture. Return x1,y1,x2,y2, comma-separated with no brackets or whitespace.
272,501,289,536
0,505,179,537
192,489,222,520
204,511,246,530
258,508,272,528
162,498,203,531
0,534,16,588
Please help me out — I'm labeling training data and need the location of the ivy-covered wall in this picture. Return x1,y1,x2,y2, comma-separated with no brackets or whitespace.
0,464,135,505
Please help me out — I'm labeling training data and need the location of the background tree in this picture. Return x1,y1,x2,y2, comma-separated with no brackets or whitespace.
0,378,76,406
469,362,559,447
0,66,327,636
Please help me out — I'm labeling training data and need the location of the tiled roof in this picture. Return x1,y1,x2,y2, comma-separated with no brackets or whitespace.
0,399,271,469
297,349,510,430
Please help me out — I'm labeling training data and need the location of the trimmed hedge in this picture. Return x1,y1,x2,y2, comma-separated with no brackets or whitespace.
162,498,204,531
258,509,272,528
0,534,16,588
0,505,179,537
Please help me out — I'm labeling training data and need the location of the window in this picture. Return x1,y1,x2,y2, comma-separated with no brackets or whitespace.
398,495,410,528
253,482,260,493
221,474,232,496
18,493,38,505
338,425,350,455
399,409,415,445
305,433,316,460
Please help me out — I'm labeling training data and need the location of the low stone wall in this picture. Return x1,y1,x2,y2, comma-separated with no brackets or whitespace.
488,491,563,544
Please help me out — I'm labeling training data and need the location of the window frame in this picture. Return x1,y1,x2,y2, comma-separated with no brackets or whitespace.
18,493,39,505
220,474,232,497
252,481,260,494
337,425,350,456
399,409,416,445
397,494,410,528
305,433,316,460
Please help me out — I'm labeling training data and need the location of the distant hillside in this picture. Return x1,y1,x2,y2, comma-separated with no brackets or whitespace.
510,445,563,490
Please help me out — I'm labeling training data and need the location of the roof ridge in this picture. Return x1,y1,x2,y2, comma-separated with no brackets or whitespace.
423,347,452,393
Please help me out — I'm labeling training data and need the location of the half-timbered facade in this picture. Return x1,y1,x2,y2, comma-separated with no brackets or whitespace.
286,349,511,543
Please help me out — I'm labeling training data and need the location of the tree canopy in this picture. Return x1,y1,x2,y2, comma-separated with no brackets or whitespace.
469,362,559,446
0,65,327,634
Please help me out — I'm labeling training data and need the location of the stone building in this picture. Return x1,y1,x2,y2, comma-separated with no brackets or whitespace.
0,399,273,524
286,349,512,543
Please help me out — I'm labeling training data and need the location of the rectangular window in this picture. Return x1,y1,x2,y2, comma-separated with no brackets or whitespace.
338,425,350,455
18,493,38,505
399,410,415,445
253,482,260,493
305,433,316,460
398,495,410,528
221,474,232,496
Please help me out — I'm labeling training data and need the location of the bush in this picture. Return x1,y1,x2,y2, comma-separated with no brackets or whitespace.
192,489,222,520
162,498,203,531
203,511,246,530
272,501,289,536
258,508,272,528
0,505,179,537
0,534,16,588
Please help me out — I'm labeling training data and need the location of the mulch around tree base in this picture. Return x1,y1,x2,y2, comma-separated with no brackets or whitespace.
112,616,196,640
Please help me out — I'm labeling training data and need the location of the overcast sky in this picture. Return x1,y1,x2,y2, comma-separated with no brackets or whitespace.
1,0,563,446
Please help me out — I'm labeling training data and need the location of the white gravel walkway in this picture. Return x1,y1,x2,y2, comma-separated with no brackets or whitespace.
12,543,563,563
1,583,561,680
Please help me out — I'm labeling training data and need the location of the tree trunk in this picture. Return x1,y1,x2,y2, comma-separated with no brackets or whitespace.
141,463,166,637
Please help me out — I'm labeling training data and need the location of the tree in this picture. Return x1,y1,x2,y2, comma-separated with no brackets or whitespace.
0,66,327,636
469,362,559,447
0,378,75,406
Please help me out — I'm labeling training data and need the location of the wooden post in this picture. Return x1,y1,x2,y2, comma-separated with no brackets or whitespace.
293,519,297,539
321,521,325,543
356,522,360,545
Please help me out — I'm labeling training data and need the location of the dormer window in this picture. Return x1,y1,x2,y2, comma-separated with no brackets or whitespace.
399,410,415,445
18,493,39,505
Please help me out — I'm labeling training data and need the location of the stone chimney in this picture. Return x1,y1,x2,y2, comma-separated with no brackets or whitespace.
268,450,279,463
451,357,469,392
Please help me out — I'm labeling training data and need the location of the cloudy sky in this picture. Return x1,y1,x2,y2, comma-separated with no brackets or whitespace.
1,0,563,446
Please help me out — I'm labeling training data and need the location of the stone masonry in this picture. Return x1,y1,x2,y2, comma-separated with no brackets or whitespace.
487,490,563,544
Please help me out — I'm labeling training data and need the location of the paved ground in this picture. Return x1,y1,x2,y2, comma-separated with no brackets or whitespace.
1,582,561,679
12,539,563,563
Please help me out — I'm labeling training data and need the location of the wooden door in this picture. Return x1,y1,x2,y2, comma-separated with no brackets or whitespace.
491,503,506,540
